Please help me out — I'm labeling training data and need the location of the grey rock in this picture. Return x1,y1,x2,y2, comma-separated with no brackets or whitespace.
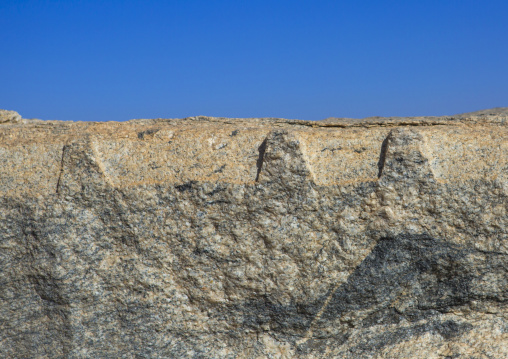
0,109,507,358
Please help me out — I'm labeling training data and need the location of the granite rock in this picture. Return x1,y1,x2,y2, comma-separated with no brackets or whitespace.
0,110,507,358
0,109,21,123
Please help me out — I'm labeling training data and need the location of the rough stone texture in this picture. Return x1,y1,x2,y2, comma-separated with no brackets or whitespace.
1,109,507,358
0,109,21,124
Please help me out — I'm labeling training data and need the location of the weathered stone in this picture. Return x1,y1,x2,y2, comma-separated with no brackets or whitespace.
0,109,507,358
0,109,21,123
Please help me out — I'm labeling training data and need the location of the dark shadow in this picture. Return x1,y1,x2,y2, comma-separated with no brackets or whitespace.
235,233,506,353
255,139,268,182
377,136,389,178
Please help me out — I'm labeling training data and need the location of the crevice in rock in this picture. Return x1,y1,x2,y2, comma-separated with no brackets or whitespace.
175,181,197,193
284,118,490,128
137,128,160,140
55,144,68,194
377,136,389,178
255,138,267,182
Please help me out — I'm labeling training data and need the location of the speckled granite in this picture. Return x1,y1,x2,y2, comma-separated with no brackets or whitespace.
1,109,507,358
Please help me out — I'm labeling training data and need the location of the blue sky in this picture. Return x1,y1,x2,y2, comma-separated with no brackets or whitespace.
1,0,507,121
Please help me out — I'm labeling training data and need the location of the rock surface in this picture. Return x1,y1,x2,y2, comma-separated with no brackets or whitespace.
0,109,507,358
0,109,22,123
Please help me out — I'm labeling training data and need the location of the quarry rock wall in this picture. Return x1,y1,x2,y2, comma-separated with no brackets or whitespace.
1,109,507,358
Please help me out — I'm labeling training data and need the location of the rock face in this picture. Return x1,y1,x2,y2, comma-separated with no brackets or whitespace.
1,110,507,358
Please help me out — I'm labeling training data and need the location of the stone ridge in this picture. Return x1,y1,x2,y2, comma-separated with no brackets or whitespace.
0,109,507,358
1,109,507,198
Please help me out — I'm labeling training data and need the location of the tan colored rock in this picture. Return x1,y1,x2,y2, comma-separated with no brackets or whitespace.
0,109,507,358
0,109,21,123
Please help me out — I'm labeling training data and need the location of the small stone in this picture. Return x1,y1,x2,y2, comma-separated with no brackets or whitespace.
0,109,22,123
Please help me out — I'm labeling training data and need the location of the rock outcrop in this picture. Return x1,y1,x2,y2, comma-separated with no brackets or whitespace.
1,109,507,358
0,109,22,123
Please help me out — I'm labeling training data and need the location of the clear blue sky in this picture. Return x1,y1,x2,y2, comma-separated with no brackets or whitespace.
1,0,507,121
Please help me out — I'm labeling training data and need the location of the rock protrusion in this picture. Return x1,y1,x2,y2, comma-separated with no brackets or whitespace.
56,138,114,197
255,130,315,184
378,128,435,184
0,110,22,124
